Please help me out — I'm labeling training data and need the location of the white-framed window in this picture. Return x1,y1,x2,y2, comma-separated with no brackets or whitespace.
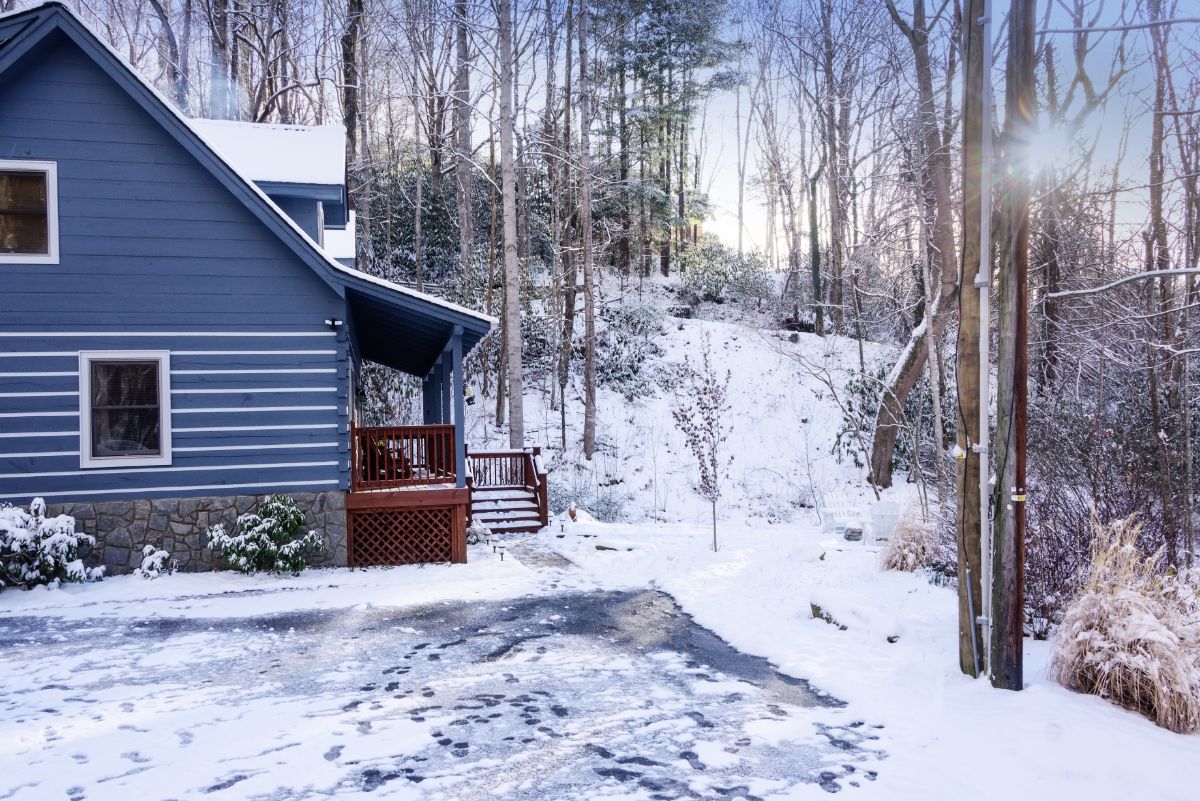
79,351,172,469
0,159,59,264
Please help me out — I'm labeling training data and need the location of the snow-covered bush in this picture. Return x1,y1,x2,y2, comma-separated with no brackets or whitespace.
466,519,490,545
547,473,628,523
1049,514,1200,733
134,544,176,579
596,304,664,400
679,235,773,305
881,508,938,573
0,498,103,590
207,494,325,575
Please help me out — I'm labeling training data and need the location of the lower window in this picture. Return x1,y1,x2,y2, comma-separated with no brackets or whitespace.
79,351,172,468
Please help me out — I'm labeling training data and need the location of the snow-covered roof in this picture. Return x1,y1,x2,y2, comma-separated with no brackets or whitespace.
188,118,346,186
323,211,356,262
0,2,495,376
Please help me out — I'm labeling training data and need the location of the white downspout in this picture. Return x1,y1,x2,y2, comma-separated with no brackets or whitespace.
976,0,994,676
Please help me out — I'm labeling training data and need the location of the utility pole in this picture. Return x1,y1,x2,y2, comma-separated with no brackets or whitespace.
991,0,1034,692
978,1,994,678
956,0,989,678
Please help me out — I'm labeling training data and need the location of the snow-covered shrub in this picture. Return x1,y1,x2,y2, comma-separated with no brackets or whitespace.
1049,514,1200,733
0,498,103,590
679,235,773,305
881,508,938,573
134,544,176,579
596,304,664,400
547,474,628,523
207,494,325,575
466,519,490,545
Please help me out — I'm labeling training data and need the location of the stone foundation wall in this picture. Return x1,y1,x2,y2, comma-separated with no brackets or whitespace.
47,491,347,575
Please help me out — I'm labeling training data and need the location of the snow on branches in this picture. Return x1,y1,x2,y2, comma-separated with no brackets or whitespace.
207,494,325,575
0,498,104,591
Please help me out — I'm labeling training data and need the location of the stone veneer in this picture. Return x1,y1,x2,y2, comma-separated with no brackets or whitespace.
47,491,347,575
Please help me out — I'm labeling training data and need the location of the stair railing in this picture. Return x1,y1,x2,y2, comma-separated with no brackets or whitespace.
467,445,550,529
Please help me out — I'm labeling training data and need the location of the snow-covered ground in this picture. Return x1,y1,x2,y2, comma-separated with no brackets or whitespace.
465,283,894,525
540,518,1200,801
3,299,1196,800
2,547,885,800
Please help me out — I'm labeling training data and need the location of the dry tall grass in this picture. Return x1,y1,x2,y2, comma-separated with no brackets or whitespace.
880,507,938,573
1049,514,1200,733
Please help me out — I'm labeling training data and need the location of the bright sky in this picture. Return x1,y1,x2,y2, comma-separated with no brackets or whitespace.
697,6,1181,260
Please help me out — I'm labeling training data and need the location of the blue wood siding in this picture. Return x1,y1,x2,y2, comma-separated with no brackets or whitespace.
269,195,322,242
0,35,351,504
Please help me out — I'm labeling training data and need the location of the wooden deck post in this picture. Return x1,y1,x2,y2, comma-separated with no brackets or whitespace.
422,371,438,424
439,351,451,426
452,326,466,489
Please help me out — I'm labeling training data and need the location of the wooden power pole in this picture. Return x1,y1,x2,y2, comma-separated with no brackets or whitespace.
991,0,1034,691
956,0,989,678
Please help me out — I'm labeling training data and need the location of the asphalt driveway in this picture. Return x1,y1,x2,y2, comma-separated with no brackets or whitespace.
0,583,884,800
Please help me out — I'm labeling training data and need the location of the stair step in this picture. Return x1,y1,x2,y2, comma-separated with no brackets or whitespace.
470,513,542,525
472,488,535,501
473,500,539,512
486,519,546,532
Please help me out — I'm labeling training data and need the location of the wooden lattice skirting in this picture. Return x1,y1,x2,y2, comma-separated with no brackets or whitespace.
347,490,468,566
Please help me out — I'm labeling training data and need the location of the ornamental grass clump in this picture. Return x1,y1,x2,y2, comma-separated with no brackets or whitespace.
1049,514,1200,733
207,494,324,575
880,507,938,573
0,498,104,590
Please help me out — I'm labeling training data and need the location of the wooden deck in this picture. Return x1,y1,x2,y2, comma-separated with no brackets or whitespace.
347,426,549,566
348,425,466,565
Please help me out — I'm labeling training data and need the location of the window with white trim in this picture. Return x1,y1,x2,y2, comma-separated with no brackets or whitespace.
79,351,172,468
0,160,58,263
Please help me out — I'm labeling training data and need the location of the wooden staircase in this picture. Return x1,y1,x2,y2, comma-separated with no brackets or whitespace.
467,447,549,535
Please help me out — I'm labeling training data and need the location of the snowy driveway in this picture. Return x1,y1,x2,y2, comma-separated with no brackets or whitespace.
1,581,885,800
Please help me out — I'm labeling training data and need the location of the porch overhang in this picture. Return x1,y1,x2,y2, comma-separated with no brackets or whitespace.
340,272,494,377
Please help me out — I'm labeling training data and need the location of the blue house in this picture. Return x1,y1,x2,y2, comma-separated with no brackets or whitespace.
0,2,546,572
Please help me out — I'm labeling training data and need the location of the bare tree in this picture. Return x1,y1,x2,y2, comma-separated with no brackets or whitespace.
497,0,525,447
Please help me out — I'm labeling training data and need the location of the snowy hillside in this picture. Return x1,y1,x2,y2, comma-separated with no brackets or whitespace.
465,295,901,526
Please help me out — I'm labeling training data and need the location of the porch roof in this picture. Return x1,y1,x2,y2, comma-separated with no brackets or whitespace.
341,271,493,377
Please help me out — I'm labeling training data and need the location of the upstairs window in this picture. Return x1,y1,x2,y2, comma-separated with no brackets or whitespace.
0,160,58,263
79,351,172,468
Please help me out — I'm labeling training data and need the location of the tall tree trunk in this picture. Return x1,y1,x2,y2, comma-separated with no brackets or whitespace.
580,4,598,459
543,0,562,413
557,0,577,450
497,0,525,447
148,0,188,111
618,48,632,276
454,0,474,279
1147,0,1180,567
990,0,1035,692
820,0,844,331
341,0,363,190
809,166,824,335
873,0,961,488
413,75,425,292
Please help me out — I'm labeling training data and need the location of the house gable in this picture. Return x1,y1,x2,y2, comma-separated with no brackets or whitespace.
0,23,349,504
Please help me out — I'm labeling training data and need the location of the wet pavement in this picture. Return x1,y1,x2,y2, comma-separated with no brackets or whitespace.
0,584,885,800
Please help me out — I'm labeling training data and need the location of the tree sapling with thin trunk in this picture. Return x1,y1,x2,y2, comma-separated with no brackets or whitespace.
671,332,733,551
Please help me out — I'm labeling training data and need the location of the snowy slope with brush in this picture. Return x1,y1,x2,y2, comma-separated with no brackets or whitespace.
465,291,900,526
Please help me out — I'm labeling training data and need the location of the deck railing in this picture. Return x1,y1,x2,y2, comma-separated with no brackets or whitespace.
466,449,527,487
467,446,549,527
351,424,456,491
